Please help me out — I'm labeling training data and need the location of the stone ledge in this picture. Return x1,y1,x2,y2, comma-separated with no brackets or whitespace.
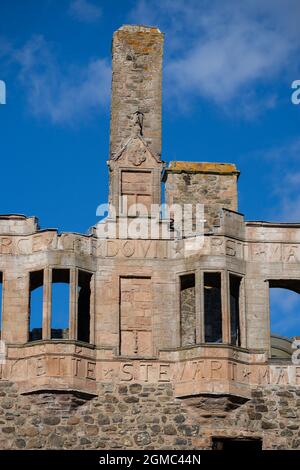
164,162,240,176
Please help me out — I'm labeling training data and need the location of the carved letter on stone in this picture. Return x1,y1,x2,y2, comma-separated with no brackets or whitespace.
226,240,236,257
295,367,300,385
258,367,270,385
275,367,287,384
72,358,82,377
122,240,135,257
211,238,223,254
120,363,134,381
86,361,96,380
36,358,46,376
229,361,237,381
106,240,119,257
210,360,222,379
252,244,266,260
140,363,153,382
285,245,299,262
49,356,65,376
158,364,170,382
192,360,205,380
0,237,12,254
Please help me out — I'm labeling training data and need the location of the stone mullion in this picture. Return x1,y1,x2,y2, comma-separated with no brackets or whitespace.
240,276,247,349
69,268,78,341
177,275,181,347
42,268,52,340
196,270,203,344
265,279,271,358
89,274,95,344
222,270,230,344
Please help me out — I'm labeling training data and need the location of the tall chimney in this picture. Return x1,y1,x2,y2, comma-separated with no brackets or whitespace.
109,25,164,160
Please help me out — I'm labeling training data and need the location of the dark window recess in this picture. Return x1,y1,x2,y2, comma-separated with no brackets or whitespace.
77,270,92,343
212,437,262,451
29,270,44,342
204,272,222,343
230,275,242,347
0,272,3,339
51,269,70,340
180,274,196,347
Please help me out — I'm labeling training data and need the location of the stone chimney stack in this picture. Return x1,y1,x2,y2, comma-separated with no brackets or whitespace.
109,25,164,160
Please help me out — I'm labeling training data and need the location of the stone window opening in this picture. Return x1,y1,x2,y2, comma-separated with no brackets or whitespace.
77,270,93,343
0,272,2,339
28,270,44,342
51,268,70,340
180,273,196,347
268,279,300,359
229,274,242,347
204,272,222,343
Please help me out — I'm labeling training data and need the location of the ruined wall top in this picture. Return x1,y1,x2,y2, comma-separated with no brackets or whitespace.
165,162,240,176
109,24,164,160
0,215,38,235
117,25,162,33
164,162,240,231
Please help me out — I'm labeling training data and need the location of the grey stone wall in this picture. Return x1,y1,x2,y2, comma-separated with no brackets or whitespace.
1,380,300,450
180,284,196,347
164,163,239,231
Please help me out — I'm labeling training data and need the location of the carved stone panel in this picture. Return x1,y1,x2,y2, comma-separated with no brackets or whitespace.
120,277,153,356
121,170,153,215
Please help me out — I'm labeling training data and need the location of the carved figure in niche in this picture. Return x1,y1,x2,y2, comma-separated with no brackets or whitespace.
133,111,144,136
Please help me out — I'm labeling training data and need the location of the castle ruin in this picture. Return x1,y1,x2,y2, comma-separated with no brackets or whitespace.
0,25,299,450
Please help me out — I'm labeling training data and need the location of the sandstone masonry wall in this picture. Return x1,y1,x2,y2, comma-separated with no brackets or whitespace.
110,25,163,159
0,381,299,450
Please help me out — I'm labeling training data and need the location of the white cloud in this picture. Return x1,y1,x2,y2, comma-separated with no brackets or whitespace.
263,139,300,162
13,35,110,124
129,0,300,116
69,0,102,23
273,176,300,223
258,138,300,222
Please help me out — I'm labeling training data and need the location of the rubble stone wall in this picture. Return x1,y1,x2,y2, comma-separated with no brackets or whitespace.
1,380,299,450
164,162,239,231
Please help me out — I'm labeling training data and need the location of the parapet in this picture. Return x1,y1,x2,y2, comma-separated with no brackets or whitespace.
0,214,39,235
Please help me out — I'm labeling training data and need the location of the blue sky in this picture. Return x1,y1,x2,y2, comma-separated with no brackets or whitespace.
1,0,300,337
